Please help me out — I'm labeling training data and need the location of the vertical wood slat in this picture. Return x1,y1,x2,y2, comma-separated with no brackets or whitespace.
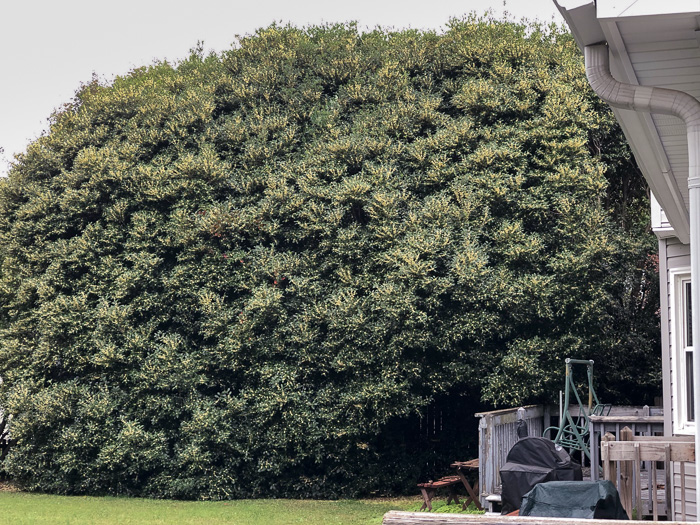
651,457,658,521
602,432,616,490
634,443,642,520
590,421,599,480
680,461,687,521
665,445,672,521
616,425,621,491
620,427,634,519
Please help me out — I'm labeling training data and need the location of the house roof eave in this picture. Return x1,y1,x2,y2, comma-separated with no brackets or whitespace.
556,0,692,243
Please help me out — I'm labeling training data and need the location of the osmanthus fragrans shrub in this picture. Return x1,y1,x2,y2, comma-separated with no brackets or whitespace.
0,18,659,497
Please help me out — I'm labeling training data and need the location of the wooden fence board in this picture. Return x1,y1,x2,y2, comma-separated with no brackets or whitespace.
602,441,694,462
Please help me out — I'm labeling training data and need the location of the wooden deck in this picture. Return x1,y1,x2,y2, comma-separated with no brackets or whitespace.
473,405,676,520
475,467,667,516
383,511,690,524
601,431,694,521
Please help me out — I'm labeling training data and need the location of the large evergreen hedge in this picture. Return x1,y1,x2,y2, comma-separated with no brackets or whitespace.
0,18,658,498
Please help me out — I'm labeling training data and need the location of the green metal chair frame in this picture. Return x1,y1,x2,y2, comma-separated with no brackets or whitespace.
544,358,611,461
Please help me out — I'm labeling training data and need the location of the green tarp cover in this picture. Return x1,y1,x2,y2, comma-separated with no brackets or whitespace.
520,480,628,520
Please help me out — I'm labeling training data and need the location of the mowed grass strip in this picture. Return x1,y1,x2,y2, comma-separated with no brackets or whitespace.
0,493,418,524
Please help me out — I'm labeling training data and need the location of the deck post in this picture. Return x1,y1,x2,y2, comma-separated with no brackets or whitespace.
620,427,634,519
664,444,671,521
602,432,616,487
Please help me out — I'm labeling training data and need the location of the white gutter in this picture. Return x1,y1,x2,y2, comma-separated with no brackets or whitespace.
585,44,700,501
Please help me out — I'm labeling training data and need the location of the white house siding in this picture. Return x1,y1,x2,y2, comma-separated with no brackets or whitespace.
661,237,690,433
660,236,696,520
674,462,697,521
661,237,674,436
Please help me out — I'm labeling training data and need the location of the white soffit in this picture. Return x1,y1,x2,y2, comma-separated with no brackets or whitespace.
597,0,700,19
556,0,695,242
601,14,694,242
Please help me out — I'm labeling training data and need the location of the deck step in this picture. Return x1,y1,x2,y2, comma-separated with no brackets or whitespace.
485,493,502,513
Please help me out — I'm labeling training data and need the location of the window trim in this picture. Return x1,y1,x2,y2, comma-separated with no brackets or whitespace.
671,268,695,434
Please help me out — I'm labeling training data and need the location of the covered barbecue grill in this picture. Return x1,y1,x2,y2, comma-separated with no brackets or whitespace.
520,480,628,519
499,436,582,513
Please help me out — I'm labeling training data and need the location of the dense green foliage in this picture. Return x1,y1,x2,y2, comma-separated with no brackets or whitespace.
0,17,659,498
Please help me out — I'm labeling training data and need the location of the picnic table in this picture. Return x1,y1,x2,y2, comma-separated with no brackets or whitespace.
450,459,483,511
417,459,483,511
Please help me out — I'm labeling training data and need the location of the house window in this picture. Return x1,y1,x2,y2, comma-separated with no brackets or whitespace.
673,272,695,432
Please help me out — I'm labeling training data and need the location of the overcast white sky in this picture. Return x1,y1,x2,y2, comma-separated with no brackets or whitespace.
0,0,565,177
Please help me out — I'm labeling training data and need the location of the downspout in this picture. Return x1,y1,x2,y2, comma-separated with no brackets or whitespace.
585,44,700,487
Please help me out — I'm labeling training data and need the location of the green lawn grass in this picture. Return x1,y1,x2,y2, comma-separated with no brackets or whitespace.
0,493,419,525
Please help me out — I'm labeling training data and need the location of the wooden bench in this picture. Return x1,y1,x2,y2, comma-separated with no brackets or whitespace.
485,493,502,513
417,476,462,511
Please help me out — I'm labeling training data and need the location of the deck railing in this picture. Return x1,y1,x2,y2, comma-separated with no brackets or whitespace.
589,405,664,481
601,429,693,521
475,404,664,511
475,405,551,508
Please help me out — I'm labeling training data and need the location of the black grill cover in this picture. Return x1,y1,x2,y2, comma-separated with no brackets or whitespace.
499,436,582,513
520,480,628,519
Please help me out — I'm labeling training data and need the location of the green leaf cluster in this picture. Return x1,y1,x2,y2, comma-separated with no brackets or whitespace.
0,17,659,497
